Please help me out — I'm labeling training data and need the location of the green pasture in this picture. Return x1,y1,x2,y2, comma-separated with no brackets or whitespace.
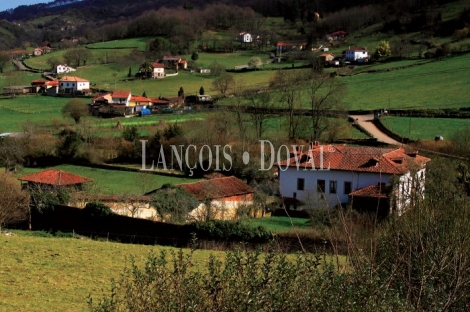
341,53,470,110
0,95,68,132
86,37,152,51
350,59,431,74
380,116,470,141
16,164,198,195
0,233,225,312
244,216,311,233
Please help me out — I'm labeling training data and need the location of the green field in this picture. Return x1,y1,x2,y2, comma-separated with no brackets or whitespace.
244,216,311,232
16,164,199,195
380,116,470,141
86,37,152,51
341,53,470,110
0,232,224,312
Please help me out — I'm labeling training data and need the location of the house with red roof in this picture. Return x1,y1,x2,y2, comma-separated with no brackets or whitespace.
59,75,90,94
176,176,254,221
18,169,93,190
276,143,431,216
150,62,165,78
344,46,369,61
276,41,307,53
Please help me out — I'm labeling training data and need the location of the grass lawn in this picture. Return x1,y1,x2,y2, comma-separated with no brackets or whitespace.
86,37,152,51
341,53,470,110
380,116,470,141
0,232,225,312
244,216,312,233
16,164,199,195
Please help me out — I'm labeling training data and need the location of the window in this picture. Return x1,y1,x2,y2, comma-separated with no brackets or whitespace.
329,180,337,194
344,181,352,195
297,178,305,191
317,179,325,193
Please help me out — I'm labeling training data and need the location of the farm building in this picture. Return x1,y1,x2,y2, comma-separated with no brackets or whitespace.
277,142,430,217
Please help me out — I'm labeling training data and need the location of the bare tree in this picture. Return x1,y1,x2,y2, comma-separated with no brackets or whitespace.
0,137,26,172
246,91,273,139
305,73,346,141
212,73,234,97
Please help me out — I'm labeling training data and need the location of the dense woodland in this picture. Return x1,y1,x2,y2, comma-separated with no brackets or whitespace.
0,0,467,51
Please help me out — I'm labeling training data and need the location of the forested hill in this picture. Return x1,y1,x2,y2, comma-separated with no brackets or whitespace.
0,0,460,22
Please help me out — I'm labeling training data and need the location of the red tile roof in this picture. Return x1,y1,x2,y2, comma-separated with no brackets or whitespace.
31,79,47,84
151,63,165,68
349,184,390,198
177,176,254,200
130,96,152,102
276,145,430,175
59,76,89,82
18,170,93,186
45,80,59,86
347,46,367,51
112,91,131,99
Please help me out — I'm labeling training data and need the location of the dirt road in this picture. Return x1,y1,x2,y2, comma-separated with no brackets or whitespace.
350,114,403,146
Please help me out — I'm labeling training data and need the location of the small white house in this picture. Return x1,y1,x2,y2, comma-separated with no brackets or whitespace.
277,143,430,216
54,64,76,74
59,76,90,94
151,62,165,78
345,46,368,61
237,32,253,43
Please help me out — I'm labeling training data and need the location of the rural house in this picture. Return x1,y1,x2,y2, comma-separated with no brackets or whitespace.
236,32,253,43
18,169,93,190
129,95,152,113
276,143,430,217
58,76,90,94
177,176,254,221
162,56,188,70
53,63,76,74
344,46,369,61
276,41,307,53
150,62,165,78
92,91,135,116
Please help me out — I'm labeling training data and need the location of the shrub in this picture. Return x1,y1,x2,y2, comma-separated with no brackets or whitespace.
186,220,272,243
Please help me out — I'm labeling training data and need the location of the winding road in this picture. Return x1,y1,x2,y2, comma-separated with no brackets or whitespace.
350,114,403,146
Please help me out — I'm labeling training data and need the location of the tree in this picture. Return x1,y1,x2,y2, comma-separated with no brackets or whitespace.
0,172,29,231
57,129,82,159
248,56,262,69
269,69,304,139
212,73,234,97
63,48,92,67
151,186,199,223
199,86,204,95
191,51,199,61
122,126,139,142
246,91,273,139
0,136,26,173
142,91,147,97
209,61,225,76
178,87,185,98
127,67,132,78
62,98,89,124
47,56,61,71
0,51,10,73
138,62,153,79
374,40,391,60
305,73,346,141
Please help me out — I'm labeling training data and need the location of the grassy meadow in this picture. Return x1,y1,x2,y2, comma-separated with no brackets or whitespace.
15,164,199,195
243,216,312,232
380,116,470,141
0,233,225,312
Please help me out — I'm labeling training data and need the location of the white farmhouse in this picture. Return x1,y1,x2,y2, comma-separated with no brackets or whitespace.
150,62,165,78
344,46,368,61
277,143,430,217
59,76,90,94
54,63,76,74
237,32,253,43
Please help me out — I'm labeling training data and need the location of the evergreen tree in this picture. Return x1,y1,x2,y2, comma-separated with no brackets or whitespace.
127,67,132,78
199,86,204,95
178,87,185,98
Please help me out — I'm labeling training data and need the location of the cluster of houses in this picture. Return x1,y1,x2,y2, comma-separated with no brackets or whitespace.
17,142,431,222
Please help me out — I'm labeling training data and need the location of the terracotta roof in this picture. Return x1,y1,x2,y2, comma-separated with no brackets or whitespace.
18,170,93,186
276,145,430,175
130,96,152,102
276,41,306,47
112,91,131,99
319,53,334,57
31,79,46,84
75,194,151,202
45,80,59,86
151,63,165,68
347,46,367,51
149,98,170,104
349,184,390,198
177,176,254,200
59,76,89,82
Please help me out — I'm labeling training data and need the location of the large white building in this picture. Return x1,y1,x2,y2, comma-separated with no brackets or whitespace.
58,76,90,94
277,143,430,216
344,46,368,61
